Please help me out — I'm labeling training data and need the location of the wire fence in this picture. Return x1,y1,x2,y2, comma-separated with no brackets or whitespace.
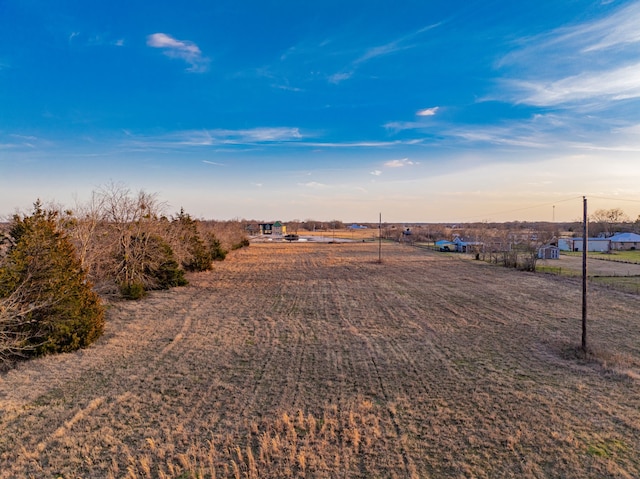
408,242,640,295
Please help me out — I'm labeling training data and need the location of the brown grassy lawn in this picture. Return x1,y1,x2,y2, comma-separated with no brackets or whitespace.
538,254,640,277
537,254,640,295
1,242,639,478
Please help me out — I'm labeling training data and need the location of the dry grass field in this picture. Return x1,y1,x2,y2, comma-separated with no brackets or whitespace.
1,241,639,478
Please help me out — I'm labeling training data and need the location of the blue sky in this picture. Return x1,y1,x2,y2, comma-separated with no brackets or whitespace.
1,0,640,222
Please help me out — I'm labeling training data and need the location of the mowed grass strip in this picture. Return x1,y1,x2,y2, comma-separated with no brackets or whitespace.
1,242,639,478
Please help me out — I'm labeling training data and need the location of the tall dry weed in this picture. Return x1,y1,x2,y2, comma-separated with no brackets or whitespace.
115,399,385,478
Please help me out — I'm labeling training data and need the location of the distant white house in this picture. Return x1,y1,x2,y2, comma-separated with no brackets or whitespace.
571,238,610,252
609,232,640,251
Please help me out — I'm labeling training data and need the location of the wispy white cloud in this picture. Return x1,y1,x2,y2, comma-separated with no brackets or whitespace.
68,32,126,48
300,181,329,189
0,133,51,150
147,33,209,72
449,127,550,149
578,2,640,52
441,112,640,153
370,170,382,176
121,127,303,151
224,127,302,143
498,2,640,110
119,128,429,154
385,158,417,168
354,41,411,66
329,72,353,84
94,37,125,47
388,109,639,153
329,23,441,83
202,160,224,166
416,106,439,116
10,134,39,142
383,121,424,132
509,62,640,107
303,139,421,148
614,123,640,136
180,127,300,145
274,84,303,92
498,2,640,68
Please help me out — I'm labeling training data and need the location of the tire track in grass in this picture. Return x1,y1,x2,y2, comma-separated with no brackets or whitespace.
338,251,492,475
149,265,266,439
3,289,188,464
111,264,275,464
9,284,210,476
326,276,417,476
30,396,106,456
173,248,316,431
159,309,193,357
246,253,316,414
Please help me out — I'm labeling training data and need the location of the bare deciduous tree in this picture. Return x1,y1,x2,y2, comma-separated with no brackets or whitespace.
68,192,107,271
96,183,169,292
590,208,628,237
0,280,51,366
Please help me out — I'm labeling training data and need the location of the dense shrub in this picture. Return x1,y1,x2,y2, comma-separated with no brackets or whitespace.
171,209,227,271
119,281,147,300
203,220,248,254
147,236,188,289
231,238,250,250
206,233,227,261
184,234,212,271
117,233,187,297
0,202,104,358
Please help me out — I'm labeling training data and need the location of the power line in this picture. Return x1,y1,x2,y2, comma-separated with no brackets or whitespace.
453,195,583,222
589,196,640,204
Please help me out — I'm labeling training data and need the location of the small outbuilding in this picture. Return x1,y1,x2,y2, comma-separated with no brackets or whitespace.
435,240,456,252
537,245,560,259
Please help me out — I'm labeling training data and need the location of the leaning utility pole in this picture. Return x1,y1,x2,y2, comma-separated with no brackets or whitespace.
582,196,588,352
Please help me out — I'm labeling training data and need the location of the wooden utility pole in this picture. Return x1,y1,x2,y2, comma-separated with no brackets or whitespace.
378,213,382,263
582,196,588,352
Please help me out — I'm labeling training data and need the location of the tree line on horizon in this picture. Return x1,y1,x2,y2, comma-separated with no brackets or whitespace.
0,183,249,368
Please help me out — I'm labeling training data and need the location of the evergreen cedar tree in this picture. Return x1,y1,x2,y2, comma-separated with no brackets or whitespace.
175,208,226,272
0,202,105,356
